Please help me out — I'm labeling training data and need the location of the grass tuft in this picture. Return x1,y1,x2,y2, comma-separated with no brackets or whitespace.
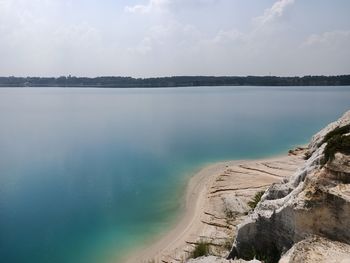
248,191,265,210
190,241,210,259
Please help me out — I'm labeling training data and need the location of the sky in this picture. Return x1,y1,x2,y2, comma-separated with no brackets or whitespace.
0,0,350,77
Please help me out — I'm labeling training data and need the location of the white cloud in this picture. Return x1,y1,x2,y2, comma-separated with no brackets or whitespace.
206,0,296,53
210,29,245,45
128,20,201,56
254,0,295,26
123,0,349,76
303,30,350,48
125,0,170,14
297,30,350,75
125,0,219,14
0,0,106,76
128,37,153,55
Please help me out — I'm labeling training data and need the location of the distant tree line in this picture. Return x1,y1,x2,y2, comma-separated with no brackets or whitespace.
0,75,349,87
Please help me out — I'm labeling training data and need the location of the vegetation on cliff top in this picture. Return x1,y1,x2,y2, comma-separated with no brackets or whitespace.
324,134,350,163
322,124,350,164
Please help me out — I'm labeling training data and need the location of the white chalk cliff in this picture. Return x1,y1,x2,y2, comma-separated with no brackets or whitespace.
228,110,350,262
189,110,350,263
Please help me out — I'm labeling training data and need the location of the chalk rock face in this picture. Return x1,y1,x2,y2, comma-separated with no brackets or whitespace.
279,236,350,263
308,110,350,156
229,110,350,261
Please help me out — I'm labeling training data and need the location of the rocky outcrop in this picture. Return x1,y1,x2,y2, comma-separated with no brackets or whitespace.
279,236,350,263
229,110,350,262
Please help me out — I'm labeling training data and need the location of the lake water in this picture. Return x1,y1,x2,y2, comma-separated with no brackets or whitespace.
0,86,349,263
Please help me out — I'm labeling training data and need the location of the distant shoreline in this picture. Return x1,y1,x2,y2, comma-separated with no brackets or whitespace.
1,75,350,87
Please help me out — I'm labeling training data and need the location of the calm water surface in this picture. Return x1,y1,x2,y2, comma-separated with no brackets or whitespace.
0,86,349,263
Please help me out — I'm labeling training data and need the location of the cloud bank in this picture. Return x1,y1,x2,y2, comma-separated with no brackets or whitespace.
0,0,349,77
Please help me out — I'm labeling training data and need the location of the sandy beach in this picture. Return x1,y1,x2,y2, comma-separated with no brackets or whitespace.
125,150,306,263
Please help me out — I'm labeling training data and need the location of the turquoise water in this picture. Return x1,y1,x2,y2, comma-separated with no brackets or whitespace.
0,86,349,263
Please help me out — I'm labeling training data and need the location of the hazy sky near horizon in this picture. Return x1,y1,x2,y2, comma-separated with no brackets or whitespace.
1,0,350,77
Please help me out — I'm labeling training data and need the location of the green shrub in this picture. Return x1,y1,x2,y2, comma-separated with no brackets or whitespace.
248,191,265,210
314,124,350,165
190,241,210,258
324,134,350,164
322,124,350,145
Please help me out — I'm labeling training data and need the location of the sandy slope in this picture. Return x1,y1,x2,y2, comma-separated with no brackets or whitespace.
124,152,305,263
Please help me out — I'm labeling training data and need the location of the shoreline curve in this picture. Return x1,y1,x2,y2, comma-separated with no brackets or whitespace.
124,152,305,263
